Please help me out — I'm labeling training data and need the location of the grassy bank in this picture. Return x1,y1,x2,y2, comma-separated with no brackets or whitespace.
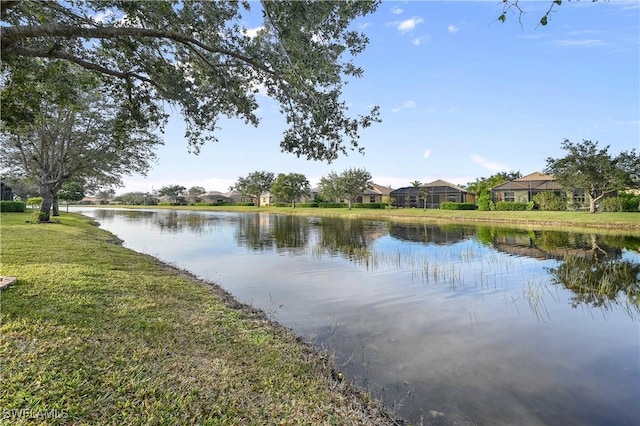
92,204,640,235
0,212,399,425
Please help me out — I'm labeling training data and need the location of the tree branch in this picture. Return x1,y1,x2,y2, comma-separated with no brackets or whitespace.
1,24,283,80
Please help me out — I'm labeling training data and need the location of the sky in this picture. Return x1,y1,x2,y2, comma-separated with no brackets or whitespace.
119,0,640,195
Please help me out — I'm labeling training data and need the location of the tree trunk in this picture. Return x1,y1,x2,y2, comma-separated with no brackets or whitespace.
348,200,352,210
52,198,60,216
39,187,54,222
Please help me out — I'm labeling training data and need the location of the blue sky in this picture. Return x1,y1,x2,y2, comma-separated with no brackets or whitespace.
119,1,639,195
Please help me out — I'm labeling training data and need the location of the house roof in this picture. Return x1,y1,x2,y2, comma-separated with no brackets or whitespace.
491,171,563,191
424,179,466,192
369,183,393,195
514,172,555,182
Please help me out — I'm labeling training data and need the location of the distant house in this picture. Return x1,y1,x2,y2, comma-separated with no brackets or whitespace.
390,180,473,208
490,172,586,207
0,182,14,201
201,191,230,204
356,183,393,204
224,189,254,205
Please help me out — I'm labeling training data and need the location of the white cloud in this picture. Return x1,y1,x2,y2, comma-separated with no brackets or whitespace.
553,39,607,47
397,17,424,33
391,7,403,15
470,155,510,172
423,149,432,159
392,100,416,112
93,9,114,23
447,25,459,33
412,35,430,46
244,26,264,39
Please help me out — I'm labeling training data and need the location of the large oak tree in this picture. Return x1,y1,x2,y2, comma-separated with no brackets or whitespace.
545,139,640,213
1,0,381,161
0,62,161,222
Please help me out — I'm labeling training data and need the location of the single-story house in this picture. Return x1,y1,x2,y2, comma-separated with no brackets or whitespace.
202,191,230,204
355,183,393,204
490,172,586,207
390,180,474,208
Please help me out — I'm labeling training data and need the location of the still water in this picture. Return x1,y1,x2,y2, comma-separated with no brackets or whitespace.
72,208,640,426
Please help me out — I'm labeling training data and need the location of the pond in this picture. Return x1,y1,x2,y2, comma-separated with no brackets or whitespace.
71,208,640,426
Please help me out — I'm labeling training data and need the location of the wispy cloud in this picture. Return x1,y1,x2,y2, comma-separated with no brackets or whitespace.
423,149,432,159
392,100,416,112
396,17,424,33
391,6,403,15
244,26,263,38
470,155,510,172
412,35,430,46
447,25,459,33
553,39,607,47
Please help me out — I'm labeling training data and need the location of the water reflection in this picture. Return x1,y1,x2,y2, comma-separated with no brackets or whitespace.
75,208,640,426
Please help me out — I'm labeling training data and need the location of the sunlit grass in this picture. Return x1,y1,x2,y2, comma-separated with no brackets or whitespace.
0,212,395,425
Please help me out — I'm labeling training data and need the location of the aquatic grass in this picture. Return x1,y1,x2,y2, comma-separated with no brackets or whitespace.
0,212,398,425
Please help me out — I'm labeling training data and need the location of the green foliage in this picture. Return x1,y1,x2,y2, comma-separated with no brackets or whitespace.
187,186,206,203
600,197,624,212
234,171,275,207
113,192,155,205
352,203,386,209
0,201,25,212
1,1,381,161
26,197,42,206
270,173,311,207
545,139,640,213
494,201,529,211
477,194,494,211
157,185,187,204
58,181,85,203
319,168,372,209
440,202,477,210
318,203,348,208
620,193,640,212
465,171,522,196
532,192,567,211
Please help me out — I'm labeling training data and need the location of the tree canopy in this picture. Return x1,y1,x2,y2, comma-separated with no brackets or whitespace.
319,167,372,209
270,173,311,208
1,0,381,162
157,185,187,204
0,63,161,221
234,171,275,207
545,139,640,213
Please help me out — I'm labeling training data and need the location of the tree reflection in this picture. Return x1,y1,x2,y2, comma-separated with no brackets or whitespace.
235,214,308,252
548,255,640,316
315,218,386,260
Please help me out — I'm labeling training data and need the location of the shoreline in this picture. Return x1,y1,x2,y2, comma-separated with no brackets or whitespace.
0,211,405,425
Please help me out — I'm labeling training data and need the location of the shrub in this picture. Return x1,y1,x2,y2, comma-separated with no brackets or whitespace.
318,203,348,208
0,201,26,212
26,197,43,208
352,203,386,209
476,194,493,211
600,197,624,212
619,193,640,212
440,202,477,210
532,192,566,211
297,202,319,208
494,201,528,211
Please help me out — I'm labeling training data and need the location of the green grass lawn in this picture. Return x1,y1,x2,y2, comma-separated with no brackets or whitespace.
0,212,397,425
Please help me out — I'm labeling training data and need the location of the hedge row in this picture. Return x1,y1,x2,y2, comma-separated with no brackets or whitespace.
0,201,26,212
440,202,477,210
494,201,529,211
